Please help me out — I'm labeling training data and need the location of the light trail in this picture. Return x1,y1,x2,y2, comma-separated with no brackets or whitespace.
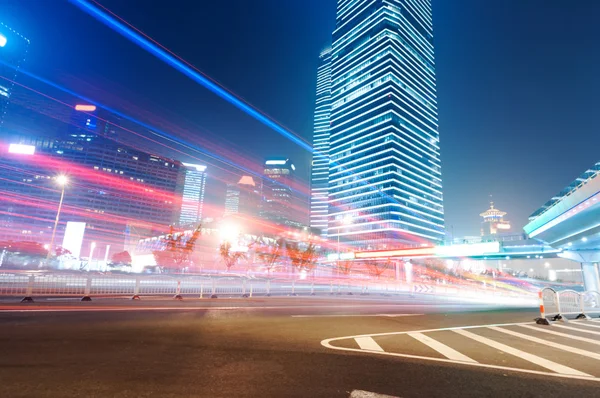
66,0,439,235
67,0,313,153
0,72,312,203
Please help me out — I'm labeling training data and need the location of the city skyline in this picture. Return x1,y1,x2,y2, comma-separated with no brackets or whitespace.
0,0,598,238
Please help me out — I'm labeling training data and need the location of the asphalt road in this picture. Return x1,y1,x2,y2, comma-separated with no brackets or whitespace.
0,298,599,397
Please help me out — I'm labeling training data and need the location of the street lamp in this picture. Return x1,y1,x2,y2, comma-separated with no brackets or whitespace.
47,175,68,259
337,215,353,272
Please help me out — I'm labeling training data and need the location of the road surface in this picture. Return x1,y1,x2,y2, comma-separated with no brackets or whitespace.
0,297,598,397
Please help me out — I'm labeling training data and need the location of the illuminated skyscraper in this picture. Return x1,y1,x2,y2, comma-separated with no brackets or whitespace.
328,0,444,249
261,158,297,226
176,163,207,227
0,22,30,130
224,175,261,219
310,46,333,237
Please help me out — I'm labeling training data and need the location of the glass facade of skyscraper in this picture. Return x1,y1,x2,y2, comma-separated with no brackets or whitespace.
261,158,297,226
310,47,333,237
0,22,30,130
176,163,207,227
327,0,444,249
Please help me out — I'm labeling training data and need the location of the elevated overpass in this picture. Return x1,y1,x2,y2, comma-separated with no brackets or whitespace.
524,161,600,290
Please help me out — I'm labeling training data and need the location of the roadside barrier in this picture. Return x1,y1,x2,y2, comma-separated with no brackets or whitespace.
0,270,534,304
537,287,600,324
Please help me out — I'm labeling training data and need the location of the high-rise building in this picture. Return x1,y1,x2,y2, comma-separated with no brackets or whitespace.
224,175,261,219
326,0,445,249
0,22,30,130
261,158,297,226
176,163,207,227
310,46,333,237
0,126,185,256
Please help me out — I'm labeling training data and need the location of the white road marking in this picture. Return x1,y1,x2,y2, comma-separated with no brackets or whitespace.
453,329,590,376
572,321,600,329
489,326,600,361
321,321,600,382
519,325,600,346
349,390,399,398
553,324,600,336
292,314,423,318
408,332,477,363
355,337,384,352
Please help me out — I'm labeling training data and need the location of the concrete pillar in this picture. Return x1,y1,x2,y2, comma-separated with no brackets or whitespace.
559,250,600,291
581,263,600,292
404,262,413,284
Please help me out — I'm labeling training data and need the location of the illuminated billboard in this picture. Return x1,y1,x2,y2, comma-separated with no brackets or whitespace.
62,222,86,258
8,143,35,155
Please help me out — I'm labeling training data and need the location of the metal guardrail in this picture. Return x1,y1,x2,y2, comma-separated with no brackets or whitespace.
537,287,600,324
0,271,534,304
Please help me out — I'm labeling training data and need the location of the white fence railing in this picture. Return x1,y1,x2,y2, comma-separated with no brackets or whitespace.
0,271,535,304
538,287,600,324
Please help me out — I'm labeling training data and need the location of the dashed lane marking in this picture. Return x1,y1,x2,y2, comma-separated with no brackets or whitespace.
349,390,399,398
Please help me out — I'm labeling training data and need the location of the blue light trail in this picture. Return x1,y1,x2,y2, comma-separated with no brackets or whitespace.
68,0,312,153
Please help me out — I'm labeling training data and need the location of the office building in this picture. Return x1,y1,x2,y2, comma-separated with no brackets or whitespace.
261,158,297,226
327,0,445,249
0,22,30,130
176,163,207,227
310,46,333,237
224,175,261,219
0,107,186,255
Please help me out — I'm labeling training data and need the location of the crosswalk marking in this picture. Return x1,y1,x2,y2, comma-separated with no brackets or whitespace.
573,321,600,329
489,326,600,361
553,324,600,336
322,321,600,382
408,332,477,363
355,336,384,352
519,324,600,346
453,329,591,376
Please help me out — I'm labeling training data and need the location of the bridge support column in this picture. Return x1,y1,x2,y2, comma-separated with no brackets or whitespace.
559,251,600,291
581,263,600,292
404,261,413,284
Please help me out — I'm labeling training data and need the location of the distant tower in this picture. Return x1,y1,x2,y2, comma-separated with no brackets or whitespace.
176,163,207,227
224,175,261,218
480,202,511,237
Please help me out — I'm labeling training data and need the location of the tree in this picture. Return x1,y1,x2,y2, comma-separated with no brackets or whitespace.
255,237,284,277
338,260,353,276
286,241,319,278
219,241,248,272
152,225,201,273
111,251,132,265
55,247,72,257
365,260,390,279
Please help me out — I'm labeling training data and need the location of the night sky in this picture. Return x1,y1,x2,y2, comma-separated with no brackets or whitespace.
2,0,599,236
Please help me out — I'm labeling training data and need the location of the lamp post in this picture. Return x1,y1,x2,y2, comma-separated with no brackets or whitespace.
47,175,68,259
337,215,353,274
